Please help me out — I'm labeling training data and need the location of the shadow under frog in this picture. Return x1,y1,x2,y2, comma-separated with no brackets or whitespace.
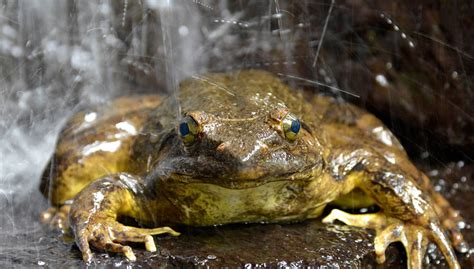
40,70,468,268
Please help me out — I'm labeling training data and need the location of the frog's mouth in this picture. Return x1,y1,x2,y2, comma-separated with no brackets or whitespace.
157,161,323,189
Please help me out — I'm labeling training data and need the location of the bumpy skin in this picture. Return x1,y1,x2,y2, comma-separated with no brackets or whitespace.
40,70,466,268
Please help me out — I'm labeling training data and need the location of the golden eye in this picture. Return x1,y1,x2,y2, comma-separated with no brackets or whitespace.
178,115,199,145
281,113,301,141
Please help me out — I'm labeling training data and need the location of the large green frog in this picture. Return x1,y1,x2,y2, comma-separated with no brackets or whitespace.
40,70,466,268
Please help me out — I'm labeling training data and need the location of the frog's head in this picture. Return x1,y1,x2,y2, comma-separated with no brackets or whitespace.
155,71,324,187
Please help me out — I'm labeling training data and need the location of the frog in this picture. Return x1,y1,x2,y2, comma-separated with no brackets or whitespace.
40,70,467,268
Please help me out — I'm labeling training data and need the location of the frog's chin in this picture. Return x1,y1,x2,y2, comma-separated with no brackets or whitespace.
166,164,322,189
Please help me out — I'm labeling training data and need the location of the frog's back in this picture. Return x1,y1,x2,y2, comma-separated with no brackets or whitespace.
40,95,162,205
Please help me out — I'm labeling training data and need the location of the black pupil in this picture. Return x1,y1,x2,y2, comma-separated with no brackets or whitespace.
179,122,189,136
290,119,300,133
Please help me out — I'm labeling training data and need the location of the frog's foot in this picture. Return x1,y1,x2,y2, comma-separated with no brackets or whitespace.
431,192,469,253
73,216,180,263
40,205,71,232
440,210,469,254
323,209,460,269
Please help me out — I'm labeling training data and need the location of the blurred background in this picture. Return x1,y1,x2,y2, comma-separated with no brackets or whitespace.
0,0,472,267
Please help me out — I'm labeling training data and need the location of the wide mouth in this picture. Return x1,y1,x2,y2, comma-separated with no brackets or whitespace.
164,163,322,189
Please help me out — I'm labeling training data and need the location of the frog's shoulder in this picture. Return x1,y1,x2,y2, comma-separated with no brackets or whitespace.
40,95,162,205
58,95,161,140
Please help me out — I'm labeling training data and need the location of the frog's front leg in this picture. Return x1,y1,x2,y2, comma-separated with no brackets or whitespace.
69,173,179,263
323,147,462,269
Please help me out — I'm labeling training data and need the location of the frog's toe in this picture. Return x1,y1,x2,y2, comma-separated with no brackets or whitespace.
74,217,180,262
74,221,137,263
441,215,469,253
40,205,71,232
373,223,429,267
445,224,469,253
431,192,469,253
40,207,56,223
111,225,180,253
76,231,93,264
89,229,137,261
374,221,461,269
322,209,386,228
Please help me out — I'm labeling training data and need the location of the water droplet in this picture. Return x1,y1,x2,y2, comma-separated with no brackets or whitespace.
84,112,97,122
99,3,112,15
375,74,389,87
452,71,459,79
457,221,467,229
178,25,189,36
11,46,23,57
146,0,171,9
420,151,430,159
2,25,17,38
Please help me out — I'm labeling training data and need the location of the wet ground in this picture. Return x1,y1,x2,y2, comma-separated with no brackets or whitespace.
0,162,472,268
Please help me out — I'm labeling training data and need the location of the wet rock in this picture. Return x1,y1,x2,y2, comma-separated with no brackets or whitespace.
0,216,377,268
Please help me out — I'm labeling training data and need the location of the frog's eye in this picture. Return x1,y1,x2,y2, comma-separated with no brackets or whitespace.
281,113,300,141
179,115,199,145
